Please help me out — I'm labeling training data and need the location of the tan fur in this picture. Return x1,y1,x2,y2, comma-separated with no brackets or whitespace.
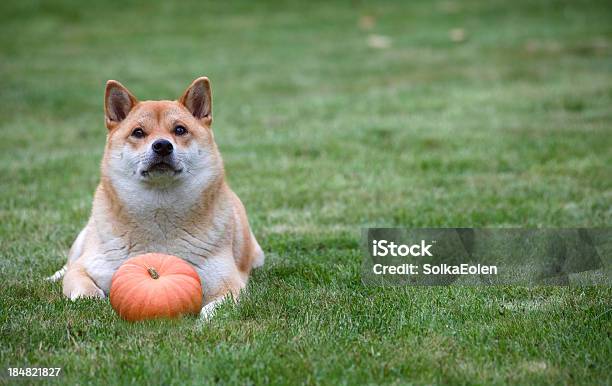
58,77,264,318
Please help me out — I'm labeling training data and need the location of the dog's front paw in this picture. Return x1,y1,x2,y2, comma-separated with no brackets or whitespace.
64,284,105,301
199,298,224,321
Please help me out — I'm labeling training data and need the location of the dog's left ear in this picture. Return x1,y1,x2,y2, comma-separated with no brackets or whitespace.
179,77,212,127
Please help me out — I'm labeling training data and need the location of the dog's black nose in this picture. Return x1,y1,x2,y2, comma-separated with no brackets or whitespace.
152,139,173,156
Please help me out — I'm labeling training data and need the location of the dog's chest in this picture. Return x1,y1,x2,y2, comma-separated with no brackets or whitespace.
100,207,222,261
141,216,219,257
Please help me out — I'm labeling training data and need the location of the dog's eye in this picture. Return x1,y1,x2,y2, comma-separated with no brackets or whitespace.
174,125,188,136
131,128,145,138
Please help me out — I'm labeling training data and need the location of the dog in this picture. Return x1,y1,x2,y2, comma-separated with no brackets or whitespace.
48,77,264,319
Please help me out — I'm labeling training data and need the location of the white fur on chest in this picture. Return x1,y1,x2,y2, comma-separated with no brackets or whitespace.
85,220,224,293
87,190,226,293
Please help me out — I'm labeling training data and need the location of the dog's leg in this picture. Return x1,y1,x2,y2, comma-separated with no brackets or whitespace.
196,253,246,321
62,260,105,300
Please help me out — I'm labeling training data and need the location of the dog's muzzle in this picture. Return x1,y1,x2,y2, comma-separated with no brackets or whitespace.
140,155,183,177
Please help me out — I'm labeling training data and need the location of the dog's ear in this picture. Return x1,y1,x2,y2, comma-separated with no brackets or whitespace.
179,77,212,126
105,80,138,130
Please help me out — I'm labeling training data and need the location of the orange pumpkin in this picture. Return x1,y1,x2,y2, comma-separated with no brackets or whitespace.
110,253,202,321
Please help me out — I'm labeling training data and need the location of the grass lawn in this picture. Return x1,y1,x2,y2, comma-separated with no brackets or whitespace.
1,0,611,384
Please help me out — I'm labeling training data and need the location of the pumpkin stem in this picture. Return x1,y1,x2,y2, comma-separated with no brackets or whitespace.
147,267,160,279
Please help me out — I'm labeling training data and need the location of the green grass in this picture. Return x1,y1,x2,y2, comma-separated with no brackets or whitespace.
1,0,611,384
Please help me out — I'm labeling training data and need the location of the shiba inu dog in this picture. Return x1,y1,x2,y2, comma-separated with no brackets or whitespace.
48,77,264,318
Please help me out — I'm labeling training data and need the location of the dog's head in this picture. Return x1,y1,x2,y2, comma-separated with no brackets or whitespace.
101,77,222,191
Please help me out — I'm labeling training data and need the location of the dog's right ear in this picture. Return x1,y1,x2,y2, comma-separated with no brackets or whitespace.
105,80,138,130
